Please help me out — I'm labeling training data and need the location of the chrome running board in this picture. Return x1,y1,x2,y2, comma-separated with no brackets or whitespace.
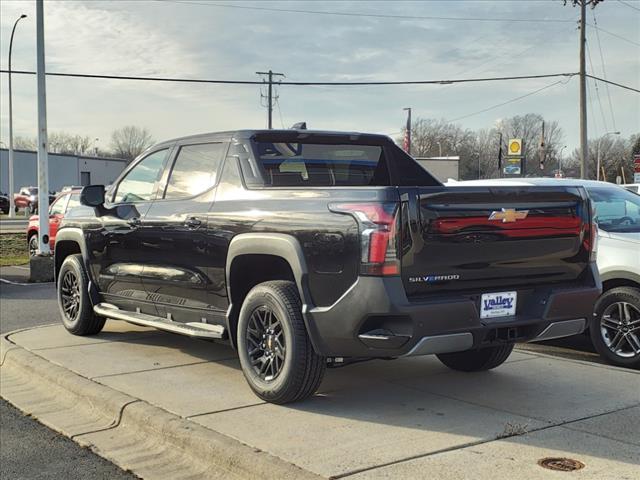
93,303,226,339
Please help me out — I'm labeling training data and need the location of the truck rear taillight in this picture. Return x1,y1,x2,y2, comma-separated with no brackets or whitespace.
329,202,400,276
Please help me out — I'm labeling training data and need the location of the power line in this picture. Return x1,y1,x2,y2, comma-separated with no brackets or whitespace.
155,0,577,24
593,13,617,130
446,76,574,123
586,39,609,131
586,23,640,47
0,69,578,86
586,79,600,138
586,74,640,93
616,0,640,13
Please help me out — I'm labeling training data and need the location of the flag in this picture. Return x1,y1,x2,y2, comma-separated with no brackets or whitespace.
403,113,411,154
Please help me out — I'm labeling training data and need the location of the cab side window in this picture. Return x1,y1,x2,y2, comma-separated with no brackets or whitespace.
164,143,226,199
113,149,168,203
66,193,81,212
49,194,68,215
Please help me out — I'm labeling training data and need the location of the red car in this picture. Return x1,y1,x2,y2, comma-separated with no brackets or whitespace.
27,189,81,255
15,186,57,214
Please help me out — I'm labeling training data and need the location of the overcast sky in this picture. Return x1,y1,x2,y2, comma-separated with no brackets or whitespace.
1,0,638,153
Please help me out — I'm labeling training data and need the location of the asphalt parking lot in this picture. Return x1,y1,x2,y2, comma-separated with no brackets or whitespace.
1,265,638,479
0,265,136,479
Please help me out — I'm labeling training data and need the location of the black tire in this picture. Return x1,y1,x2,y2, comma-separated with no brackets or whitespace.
237,280,326,404
28,235,38,257
590,287,640,369
437,344,514,372
57,254,105,336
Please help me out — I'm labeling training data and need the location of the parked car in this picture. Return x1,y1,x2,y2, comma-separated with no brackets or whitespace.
27,188,81,255
449,178,639,369
0,193,9,214
54,130,600,403
14,186,57,214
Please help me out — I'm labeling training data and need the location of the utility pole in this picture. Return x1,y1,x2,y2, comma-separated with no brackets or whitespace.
498,132,503,178
7,13,27,218
403,107,412,155
579,0,588,179
36,0,50,255
564,0,603,178
256,70,284,129
539,120,546,171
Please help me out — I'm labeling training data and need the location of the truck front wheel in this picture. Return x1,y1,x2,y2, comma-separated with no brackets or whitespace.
437,344,514,372
237,280,326,404
57,254,105,336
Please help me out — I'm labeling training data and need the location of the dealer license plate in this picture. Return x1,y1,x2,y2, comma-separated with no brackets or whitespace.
480,291,517,319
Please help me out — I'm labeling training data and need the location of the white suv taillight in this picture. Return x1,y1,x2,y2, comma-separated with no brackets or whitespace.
589,221,598,262
329,202,400,276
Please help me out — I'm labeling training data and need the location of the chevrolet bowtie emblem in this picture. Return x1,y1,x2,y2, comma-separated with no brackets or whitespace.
488,208,529,223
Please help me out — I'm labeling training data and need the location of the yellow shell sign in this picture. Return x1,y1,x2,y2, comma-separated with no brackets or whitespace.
508,138,522,156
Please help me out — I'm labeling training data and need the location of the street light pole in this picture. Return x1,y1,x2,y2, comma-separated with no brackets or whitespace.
36,0,50,255
559,145,567,177
596,131,620,181
7,13,28,218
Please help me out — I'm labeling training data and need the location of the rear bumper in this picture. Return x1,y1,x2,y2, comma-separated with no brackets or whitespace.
303,263,601,357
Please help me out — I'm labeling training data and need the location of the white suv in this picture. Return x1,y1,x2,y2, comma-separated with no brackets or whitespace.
449,178,640,369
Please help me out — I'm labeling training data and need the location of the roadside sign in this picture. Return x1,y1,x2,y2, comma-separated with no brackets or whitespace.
508,138,522,157
634,154,640,183
504,157,522,175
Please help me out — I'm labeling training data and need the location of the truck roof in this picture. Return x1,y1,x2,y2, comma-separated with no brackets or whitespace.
156,129,393,148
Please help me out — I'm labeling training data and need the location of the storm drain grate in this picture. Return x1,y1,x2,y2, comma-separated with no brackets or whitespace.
538,457,585,472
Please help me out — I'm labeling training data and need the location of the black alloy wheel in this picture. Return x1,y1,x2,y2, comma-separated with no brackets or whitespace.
60,269,81,323
28,235,38,257
246,306,286,382
57,254,105,336
591,287,640,369
237,280,326,404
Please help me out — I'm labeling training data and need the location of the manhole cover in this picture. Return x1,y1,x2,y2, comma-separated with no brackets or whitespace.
538,457,585,472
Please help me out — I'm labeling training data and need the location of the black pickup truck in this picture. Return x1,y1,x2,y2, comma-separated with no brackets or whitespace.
55,129,601,403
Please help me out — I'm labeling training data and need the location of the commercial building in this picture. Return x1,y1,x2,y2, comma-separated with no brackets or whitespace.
0,148,127,193
415,156,460,182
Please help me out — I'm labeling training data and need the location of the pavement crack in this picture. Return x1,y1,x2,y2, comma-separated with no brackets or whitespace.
335,403,640,479
70,399,141,440
186,402,266,419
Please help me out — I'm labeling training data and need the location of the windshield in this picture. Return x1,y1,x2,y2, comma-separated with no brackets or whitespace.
587,186,640,233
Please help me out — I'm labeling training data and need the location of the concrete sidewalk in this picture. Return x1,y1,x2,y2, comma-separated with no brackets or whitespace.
2,322,638,479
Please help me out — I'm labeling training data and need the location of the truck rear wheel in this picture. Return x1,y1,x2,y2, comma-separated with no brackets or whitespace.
237,280,326,404
57,254,105,336
437,344,514,372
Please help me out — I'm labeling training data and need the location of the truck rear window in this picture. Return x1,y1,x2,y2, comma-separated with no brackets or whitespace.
251,142,390,187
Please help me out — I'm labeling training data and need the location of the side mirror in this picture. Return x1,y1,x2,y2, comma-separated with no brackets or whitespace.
80,185,105,207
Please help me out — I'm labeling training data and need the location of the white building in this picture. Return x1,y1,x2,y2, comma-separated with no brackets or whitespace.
0,148,127,193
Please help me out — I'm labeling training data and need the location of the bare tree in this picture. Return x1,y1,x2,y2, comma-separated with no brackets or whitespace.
110,126,154,161
564,134,639,182
401,114,564,180
496,114,564,177
12,132,94,155
48,132,94,155
13,135,37,150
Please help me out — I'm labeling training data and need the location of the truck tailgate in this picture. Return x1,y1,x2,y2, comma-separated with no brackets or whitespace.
399,186,592,299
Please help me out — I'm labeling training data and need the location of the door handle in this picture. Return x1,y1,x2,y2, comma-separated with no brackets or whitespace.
127,217,142,227
184,217,202,228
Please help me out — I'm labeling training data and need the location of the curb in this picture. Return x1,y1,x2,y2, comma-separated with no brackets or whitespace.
0,333,323,480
